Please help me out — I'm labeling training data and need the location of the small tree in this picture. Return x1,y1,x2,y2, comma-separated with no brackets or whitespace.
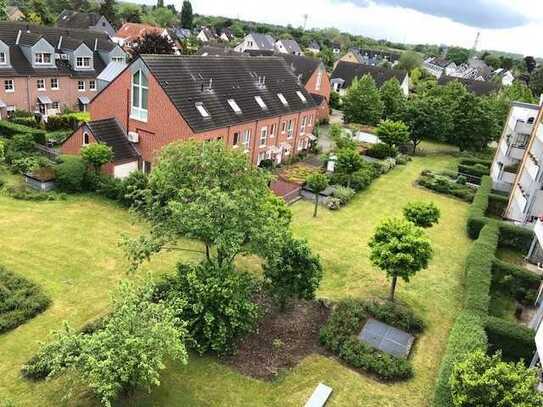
306,173,329,217
80,143,113,173
380,77,406,120
397,51,422,72
403,201,440,228
335,148,364,188
264,237,323,311
342,74,384,125
375,119,410,149
0,0,7,21
369,218,432,301
450,350,543,407
131,31,176,57
330,124,356,150
99,0,116,26
180,0,193,29
55,155,87,192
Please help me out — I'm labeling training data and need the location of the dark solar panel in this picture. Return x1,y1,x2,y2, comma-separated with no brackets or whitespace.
358,318,415,359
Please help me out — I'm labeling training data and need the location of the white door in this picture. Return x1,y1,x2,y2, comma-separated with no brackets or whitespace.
113,161,138,179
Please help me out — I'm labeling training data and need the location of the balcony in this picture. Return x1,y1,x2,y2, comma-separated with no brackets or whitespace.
535,218,543,248
510,146,526,160
514,120,533,136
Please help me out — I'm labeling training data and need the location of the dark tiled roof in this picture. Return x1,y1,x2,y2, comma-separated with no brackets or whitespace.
243,49,275,57
139,54,317,133
355,48,401,62
86,118,139,161
437,76,501,96
428,57,452,68
197,45,240,56
280,54,321,84
331,61,407,88
308,41,320,50
57,11,102,29
249,32,275,50
278,39,301,54
310,93,326,105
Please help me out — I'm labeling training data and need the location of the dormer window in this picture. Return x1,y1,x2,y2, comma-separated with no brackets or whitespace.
131,70,148,122
277,93,288,106
255,96,267,110
296,91,307,103
76,57,91,68
34,53,51,64
227,98,241,114
0,52,6,64
195,102,210,118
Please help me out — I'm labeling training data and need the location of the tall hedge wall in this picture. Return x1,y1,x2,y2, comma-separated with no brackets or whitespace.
0,120,46,144
485,316,535,362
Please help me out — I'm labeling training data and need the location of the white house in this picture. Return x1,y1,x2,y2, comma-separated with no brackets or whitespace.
196,27,217,43
275,39,302,55
234,32,275,53
307,41,320,55
423,57,457,79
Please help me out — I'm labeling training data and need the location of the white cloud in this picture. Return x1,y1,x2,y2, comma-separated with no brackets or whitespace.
155,0,543,55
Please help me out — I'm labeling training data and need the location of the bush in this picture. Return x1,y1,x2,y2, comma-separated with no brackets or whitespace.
403,201,440,228
467,176,492,238
458,163,490,178
0,120,46,144
417,170,475,202
44,112,90,131
366,143,397,159
330,162,377,191
332,185,355,205
491,259,540,305
459,157,492,167
153,261,260,355
326,197,341,210
498,223,533,252
0,266,51,334
487,193,508,217
5,184,66,201
55,155,87,192
10,116,41,128
320,299,421,381
375,157,397,174
485,316,535,362
396,154,410,165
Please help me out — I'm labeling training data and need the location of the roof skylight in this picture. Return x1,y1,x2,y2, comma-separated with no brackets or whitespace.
277,93,288,106
195,102,210,118
296,91,307,103
227,98,242,114
255,96,267,110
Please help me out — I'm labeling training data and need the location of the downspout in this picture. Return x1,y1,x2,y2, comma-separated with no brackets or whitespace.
26,76,31,112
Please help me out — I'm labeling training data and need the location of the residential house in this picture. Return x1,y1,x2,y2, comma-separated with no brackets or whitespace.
113,23,180,54
219,28,235,42
62,55,319,177
330,42,341,55
307,41,320,55
502,104,543,223
330,61,409,96
173,27,192,40
337,48,400,68
281,54,330,121
57,10,116,37
196,27,218,43
96,61,126,91
275,39,302,55
490,101,539,193
437,76,500,96
493,68,515,86
234,32,275,53
423,57,457,78
197,45,239,56
0,21,126,118
6,6,24,22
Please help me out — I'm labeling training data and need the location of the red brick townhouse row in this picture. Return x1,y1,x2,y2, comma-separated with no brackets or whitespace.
0,22,126,118
62,55,320,177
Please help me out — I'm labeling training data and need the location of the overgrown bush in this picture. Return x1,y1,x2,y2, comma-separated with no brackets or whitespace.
10,116,41,129
417,170,475,202
326,196,341,210
332,185,355,205
0,120,46,144
45,112,90,131
153,261,260,355
0,266,51,334
55,155,87,192
403,201,440,228
485,316,535,362
491,259,540,305
487,193,508,217
366,143,397,159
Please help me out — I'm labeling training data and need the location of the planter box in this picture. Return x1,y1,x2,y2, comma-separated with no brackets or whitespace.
24,174,56,192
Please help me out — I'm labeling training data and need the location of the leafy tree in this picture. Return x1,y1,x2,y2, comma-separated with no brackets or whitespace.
55,155,86,192
0,0,7,21
447,47,471,65
529,68,543,98
306,173,329,217
450,92,495,152
142,6,177,27
180,0,193,29
335,148,364,188
483,53,501,70
30,0,51,24
46,281,187,406
329,90,341,110
397,51,422,72
318,47,335,69
156,0,164,7
524,56,537,74
263,237,323,310
380,78,406,120
500,56,513,71
450,350,543,407
154,261,260,354
123,141,291,270
80,143,113,173
99,0,116,26
118,3,142,23
131,31,175,57
369,217,432,301
329,123,356,150
375,119,409,149
403,201,440,228
342,74,384,125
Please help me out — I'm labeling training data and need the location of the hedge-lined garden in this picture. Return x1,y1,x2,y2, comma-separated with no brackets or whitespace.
433,175,538,407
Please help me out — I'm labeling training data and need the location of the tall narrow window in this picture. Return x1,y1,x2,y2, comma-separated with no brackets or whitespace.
315,67,323,91
242,129,251,151
0,52,6,64
260,127,268,147
131,70,148,122
83,132,89,145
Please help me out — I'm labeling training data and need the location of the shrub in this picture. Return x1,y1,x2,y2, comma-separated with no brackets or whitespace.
5,185,66,201
485,316,536,362
366,143,397,159
487,193,508,217
326,197,341,210
330,161,377,191
458,163,490,178
498,223,533,252
467,176,492,239
333,185,355,205
10,116,41,128
153,261,260,355
361,299,425,334
0,266,51,334
55,155,87,192
456,175,467,185
44,112,90,131
491,259,540,305
320,299,417,380
417,170,475,202
0,120,46,144
396,154,410,165
403,201,440,228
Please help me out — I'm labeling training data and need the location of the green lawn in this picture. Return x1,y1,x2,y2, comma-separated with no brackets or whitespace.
0,148,472,406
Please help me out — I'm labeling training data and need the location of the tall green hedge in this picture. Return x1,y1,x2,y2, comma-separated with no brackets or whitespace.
485,316,535,362
491,259,541,304
0,120,46,144
487,193,508,217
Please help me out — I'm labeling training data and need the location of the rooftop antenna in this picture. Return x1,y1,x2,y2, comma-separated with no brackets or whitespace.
472,31,480,53
302,14,308,30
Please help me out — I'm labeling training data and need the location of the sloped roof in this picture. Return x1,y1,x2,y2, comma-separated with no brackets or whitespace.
428,57,452,68
86,118,139,161
355,48,401,62
198,45,240,56
437,75,501,96
115,23,163,42
278,39,302,54
280,54,321,84
308,41,320,50
139,54,317,133
249,32,275,50
97,61,127,82
57,10,103,29
331,61,407,88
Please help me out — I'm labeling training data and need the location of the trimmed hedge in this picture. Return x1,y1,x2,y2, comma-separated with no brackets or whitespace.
433,311,488,407
10,116,41,129
485,316,535,362
0,266,51,334
458,163,490,178
459,157,492,167
498,223,533,252
0,120,46,144
417,170,475,202
491,259,541,305
487,193,508,217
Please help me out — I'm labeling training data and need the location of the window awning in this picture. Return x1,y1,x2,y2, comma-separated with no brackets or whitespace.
0,99,6,108
78,96,90,104
37,95,52,104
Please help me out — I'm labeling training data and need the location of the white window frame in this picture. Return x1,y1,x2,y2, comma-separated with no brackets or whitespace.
259,127,268,147
300,116,307,134
257,151,266,165
0,52,6,64
242,129,251,151
78,80,85,91
195,102,210,118
277,93,288,106
89,80,96,91
270,123,276,138
51,101,60,110
227,98,241,114
4,79,14,92
255,95,267,110
50,78,59,90
76,56,92,68
112,56,125,64
296,90,307,103
36,79,45,90
34,53,52,65
131,70,148,122
287,120,293,138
